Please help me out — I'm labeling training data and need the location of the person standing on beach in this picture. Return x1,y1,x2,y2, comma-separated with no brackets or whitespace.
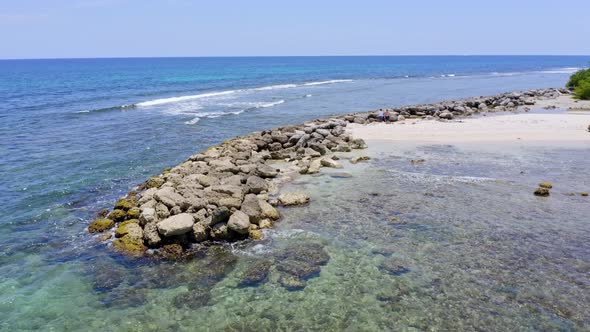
384,109,391,122
378,109,384,122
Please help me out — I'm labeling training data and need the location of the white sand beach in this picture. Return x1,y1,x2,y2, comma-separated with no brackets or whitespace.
349,97,590,145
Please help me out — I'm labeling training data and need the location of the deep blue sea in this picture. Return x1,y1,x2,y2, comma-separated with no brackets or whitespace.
1,56,589,331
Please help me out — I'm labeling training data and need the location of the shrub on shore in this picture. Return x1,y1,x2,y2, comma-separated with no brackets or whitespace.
567,67,590,100
573,80,590,100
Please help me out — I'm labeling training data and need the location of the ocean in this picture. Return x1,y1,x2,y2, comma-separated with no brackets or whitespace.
0,56,589,331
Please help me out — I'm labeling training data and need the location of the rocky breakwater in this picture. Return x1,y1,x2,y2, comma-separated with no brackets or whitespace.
88,118,369,256
343,88,569,123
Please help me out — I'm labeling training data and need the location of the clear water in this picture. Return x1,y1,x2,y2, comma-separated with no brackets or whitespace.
1,56,589,331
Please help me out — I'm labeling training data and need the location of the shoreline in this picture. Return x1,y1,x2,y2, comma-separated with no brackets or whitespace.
87,87,588,257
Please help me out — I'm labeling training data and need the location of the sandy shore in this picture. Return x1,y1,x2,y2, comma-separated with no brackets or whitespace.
349,97,590,145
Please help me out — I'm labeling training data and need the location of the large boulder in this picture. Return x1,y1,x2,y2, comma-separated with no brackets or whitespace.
210,185,245,198
246,176,268,194
256,164,279,178
439,112,453,120
278,192,310,206
157,213,195,237
154,187,185,209
227,210,251,234
259,199,280,220
240,194,262,224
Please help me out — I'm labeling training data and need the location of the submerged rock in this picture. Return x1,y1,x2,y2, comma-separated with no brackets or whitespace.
278,192,310,206
112,236,147,255
350,156,370,164
238,260,273,287
379,257,410,276
173,288,212,309
277,260,321,280
278,275,307,291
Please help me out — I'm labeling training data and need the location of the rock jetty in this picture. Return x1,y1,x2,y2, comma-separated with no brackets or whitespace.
88,87,568,256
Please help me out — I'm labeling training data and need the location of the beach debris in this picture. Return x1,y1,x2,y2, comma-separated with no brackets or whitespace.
581,192,589,197
410,159,426,165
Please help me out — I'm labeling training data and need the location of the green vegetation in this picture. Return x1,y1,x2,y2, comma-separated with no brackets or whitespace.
567,67,590,100
573,80,590,100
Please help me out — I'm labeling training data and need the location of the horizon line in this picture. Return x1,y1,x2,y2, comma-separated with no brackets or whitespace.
2,54,590,61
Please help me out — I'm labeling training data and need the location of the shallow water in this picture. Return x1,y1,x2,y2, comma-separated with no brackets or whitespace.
2,57,590,331
3,139,589,331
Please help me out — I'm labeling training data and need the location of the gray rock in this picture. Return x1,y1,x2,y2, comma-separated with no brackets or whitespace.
210,223,230,240
195,174,219,187
350,156,370,164
217,197,243,209
256,164,279,178
271,131,289,144
321,157,342,168
304,148,321,158
192,223,208,242
209,159,239,173
259,199,280,220
154,187,185,208
211,206,231,225
308,143,328,155
143,223,162,247
350,138,368,149
227,210,251,234
155,202,170,219
219,174,244,186
240,194,262,224
157,213,195,237
139,207,157,226
210,185,245,198
439,112,453,120
307,159,322,174
246,176,268,194
315,128,331,137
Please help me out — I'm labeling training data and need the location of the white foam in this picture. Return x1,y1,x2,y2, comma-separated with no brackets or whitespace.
137,90,237,107
303,79,354,86
253,84,298,91
258,100,285,108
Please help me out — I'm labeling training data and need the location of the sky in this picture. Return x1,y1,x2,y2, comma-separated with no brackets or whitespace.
1,0,589,59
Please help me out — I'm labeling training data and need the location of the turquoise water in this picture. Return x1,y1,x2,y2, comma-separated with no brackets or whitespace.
1,56,589,331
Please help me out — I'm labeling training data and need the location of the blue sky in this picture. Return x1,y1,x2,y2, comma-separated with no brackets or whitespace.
1,0,589,59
